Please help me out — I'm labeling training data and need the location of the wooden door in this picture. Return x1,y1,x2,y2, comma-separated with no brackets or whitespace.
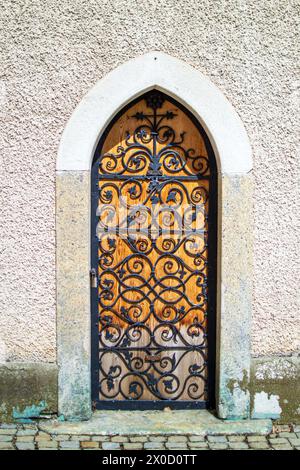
91,91,217,409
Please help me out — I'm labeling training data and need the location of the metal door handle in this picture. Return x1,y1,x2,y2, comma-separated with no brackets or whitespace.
90,268,98,288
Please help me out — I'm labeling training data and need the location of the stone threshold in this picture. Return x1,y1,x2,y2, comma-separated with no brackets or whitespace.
39,410,272,436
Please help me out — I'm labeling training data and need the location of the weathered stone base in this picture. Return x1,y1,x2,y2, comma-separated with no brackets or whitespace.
1,355,299,424
251,355,300,423
1,420,299,451
40,410,272,436
0,363,58,423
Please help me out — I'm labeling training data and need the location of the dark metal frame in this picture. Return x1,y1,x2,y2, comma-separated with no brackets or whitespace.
91,91,217,410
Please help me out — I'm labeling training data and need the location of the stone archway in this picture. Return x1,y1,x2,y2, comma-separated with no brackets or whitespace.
56,52,253,420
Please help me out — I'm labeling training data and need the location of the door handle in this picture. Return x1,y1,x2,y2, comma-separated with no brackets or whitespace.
90,268,98,288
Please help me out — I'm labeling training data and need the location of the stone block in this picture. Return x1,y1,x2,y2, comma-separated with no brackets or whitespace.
91,435,110,442
60,441,80,449
71,435,91,441
52,434,71,441
129,436,148,442
37,441,58,449
124,443,143,450
271,444,293,450
0,429,16,435
247,435,268,442
229,442,249,449
149,436,166,442
35,432,51,441
228,435,246,442
249,441,270,449
81,441,99,448
144,442,165,450
16,442,35,450
17,429,37,436
269,438,289,445
0,435,13,442
188,442,208,449
111,435,129,442
279,432,295,438
0,442,14,450
102,442,121,450
167,435,188,442
165,443,188,450
189,435,206,442
288,438,300,446
207,435,228,443
209,443,228,450
16,436,35,442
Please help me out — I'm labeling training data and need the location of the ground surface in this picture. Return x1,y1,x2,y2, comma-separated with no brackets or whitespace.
0,423,299,451
0,407,296,451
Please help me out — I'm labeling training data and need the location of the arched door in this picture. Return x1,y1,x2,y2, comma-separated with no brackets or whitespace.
91,90,217,409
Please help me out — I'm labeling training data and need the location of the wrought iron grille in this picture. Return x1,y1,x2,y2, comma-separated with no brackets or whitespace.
91,91,217,409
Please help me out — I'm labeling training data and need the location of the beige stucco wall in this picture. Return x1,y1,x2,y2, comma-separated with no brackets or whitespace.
0,0,299,362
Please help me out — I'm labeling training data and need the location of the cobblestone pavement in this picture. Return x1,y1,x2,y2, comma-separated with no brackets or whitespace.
0,423,299,450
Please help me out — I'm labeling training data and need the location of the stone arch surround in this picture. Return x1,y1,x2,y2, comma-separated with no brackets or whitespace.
56,52,253,420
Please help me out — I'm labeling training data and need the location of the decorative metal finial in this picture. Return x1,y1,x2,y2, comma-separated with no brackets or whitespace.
145,91,165,110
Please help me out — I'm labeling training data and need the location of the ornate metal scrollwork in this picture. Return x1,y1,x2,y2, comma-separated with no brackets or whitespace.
95,91,212,404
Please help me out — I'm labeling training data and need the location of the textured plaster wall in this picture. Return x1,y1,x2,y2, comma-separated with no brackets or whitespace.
0,0,299,361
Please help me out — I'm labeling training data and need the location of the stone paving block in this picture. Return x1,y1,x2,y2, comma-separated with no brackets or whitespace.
111,435,129,442
208,443,228,450
165,443,188,450
249,441,270,449
144,442,165,450
16,436,35,442
17,429,37,436
207,435,228,443
39,448,58,451
288,438,300,446
102,442,121,450
189,435,206,442
129,436,148,442
276,425,291,432
269,438,289,445
149,436,167,442
35,432,51,441
0,429,16,435
52,434,71,441
294,425,300,433
247,435,268,443
271,444,293,450
0,435,13,442
188,442,208,449
16,442,35,450
124,443,144,450
91,435,110,442
37,441,58,449
71,435,91,441
228,435,246,442
81,441,99,448
229,442,249,450
60,441,80,449
167,435,188,442
0,424,17,430
0,442,14,450
279,432,295,438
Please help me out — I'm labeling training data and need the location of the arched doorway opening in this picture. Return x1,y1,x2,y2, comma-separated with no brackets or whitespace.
91,90,217,409
56,52,253,421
